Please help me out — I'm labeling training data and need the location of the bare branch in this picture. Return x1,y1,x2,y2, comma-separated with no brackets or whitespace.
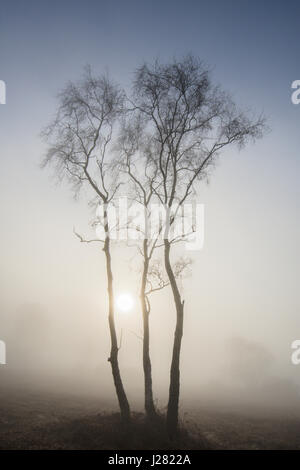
73,226,104,244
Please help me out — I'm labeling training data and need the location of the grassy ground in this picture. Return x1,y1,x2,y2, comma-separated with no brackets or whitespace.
184,407,300,450
0,388,300,449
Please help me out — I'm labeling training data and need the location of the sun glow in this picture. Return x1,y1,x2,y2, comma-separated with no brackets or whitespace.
116,293,135,313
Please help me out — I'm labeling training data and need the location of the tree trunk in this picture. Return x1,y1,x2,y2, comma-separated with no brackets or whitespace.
164,239,184,439
104,228,131,424
141,240,157,419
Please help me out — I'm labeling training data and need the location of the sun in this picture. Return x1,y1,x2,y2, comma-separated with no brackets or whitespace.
116,293,135,313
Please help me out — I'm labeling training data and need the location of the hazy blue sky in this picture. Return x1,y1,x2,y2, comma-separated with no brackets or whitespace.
0,0,300,403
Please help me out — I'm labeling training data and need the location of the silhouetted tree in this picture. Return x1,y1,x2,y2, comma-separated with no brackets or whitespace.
131,55,265,437
119,112,193,423
42,67,131,423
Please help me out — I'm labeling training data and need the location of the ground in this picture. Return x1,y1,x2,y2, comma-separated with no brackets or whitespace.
0,388,300,450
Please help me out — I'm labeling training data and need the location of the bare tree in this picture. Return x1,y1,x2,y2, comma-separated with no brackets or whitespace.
41,67,131,424
119,114,192,423
131,55,265,437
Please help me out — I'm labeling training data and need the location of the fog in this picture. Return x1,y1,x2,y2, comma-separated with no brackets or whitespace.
1,219,299,416
0,1,300,431
0,138,299,419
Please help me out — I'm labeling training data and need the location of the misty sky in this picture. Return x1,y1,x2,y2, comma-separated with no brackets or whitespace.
0,0,299,406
